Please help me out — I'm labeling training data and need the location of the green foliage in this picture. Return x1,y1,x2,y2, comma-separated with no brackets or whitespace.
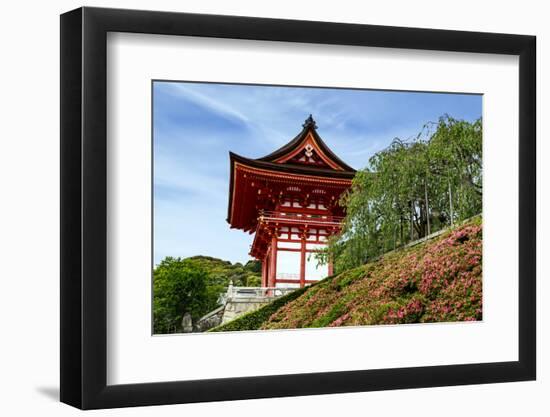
309,300,347,328
153,256,261,334
322,115,482,272
153,257,209,334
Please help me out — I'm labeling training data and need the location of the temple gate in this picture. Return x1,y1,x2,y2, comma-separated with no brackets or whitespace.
227,115,355,288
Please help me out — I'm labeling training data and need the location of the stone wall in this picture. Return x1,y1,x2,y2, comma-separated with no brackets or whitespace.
221,297,272,324
193,286,295,332
194,306,225,332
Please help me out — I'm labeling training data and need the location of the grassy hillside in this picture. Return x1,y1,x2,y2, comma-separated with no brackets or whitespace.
211,218,482,332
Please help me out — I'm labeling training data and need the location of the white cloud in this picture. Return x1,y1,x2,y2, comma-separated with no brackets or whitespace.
169,83,250,125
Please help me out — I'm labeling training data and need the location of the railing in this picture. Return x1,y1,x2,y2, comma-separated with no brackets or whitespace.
221,285,296,303
276,273,300,279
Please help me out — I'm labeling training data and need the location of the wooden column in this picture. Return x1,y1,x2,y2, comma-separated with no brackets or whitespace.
300,237,306,288
266,254,271,287
268,235,277,288
261,257,268,287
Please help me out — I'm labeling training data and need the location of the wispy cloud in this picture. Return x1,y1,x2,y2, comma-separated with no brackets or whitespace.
166,83,251,125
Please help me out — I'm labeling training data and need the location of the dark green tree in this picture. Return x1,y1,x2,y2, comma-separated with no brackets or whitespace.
320,115,482,273
153,257,208,333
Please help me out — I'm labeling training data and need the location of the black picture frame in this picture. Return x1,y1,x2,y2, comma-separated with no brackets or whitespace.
60,6,536,410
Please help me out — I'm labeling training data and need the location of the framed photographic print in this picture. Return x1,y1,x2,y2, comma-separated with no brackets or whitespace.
60,6,536,409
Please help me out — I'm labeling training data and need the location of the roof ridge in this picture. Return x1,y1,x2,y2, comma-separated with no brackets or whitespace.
256,115,355,172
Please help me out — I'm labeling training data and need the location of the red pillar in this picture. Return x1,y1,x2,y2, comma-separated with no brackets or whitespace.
261,257,267,287
268,235,277,287
300,237,306,288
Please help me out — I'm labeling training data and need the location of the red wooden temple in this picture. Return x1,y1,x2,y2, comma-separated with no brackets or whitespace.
227,115,356,288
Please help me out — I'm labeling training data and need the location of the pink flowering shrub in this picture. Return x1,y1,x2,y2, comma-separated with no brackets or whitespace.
261,218,482,330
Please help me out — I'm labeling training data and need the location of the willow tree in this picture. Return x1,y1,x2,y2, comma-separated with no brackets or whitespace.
428,116,482,220
321,115,482,273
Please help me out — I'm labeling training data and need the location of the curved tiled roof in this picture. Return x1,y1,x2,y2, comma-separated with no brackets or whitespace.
256,115,356,172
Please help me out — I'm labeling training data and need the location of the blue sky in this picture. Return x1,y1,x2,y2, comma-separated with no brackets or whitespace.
153,81,482,265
